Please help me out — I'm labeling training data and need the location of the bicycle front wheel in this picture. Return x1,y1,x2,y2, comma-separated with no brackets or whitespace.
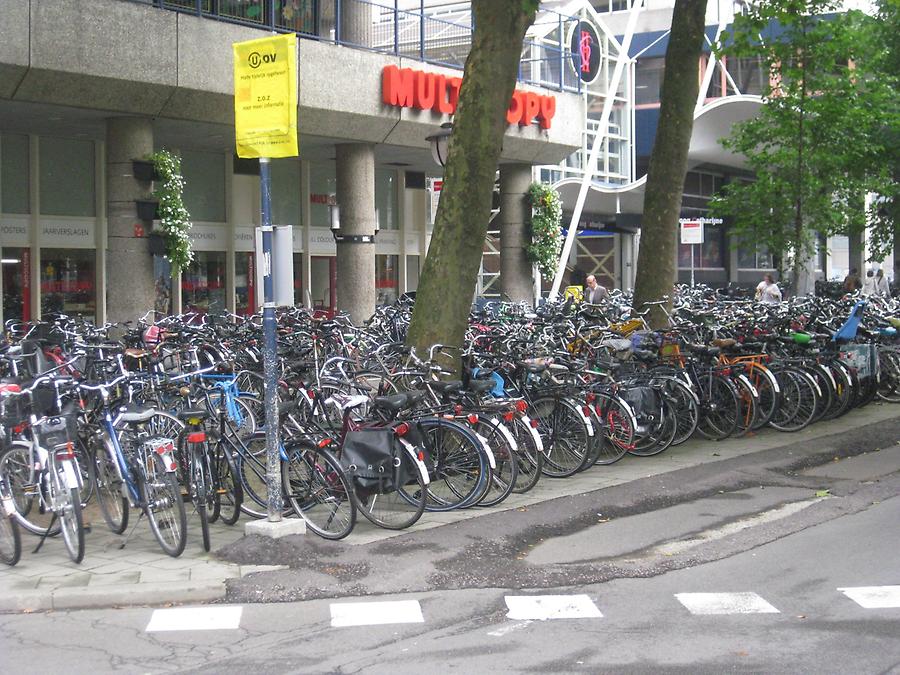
0,441,61,536
51,459,85,564
354,445,427,530
0,511,21,566
282,442,356,540
89,436,129,535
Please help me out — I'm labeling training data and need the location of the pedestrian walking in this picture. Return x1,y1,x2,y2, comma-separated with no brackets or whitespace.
874,268,890,297
755,273,782,305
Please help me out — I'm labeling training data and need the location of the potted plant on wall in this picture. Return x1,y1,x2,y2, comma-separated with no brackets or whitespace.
525,182,563,279
147,150,194,275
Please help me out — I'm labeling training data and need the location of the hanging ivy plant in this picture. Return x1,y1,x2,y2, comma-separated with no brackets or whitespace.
149,150,194,276
525,182,563,278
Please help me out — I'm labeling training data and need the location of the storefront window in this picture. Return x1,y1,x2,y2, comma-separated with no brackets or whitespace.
293,253,304,306
2,248,30,321
376,169,399,230
376,255,399,306
310,256,335,313
310,163,337,228
635,57,664,105
235,252,256,316
678,225,724,269
40,248,96,319
406,255,420,292
181,150,226,222
272,160,301,226
738,244,774,270
154,257,173,318
182,251,226,315
39,138,95,217
1,134,29,214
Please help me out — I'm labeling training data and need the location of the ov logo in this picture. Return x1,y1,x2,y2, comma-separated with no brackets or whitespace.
248,51,277,69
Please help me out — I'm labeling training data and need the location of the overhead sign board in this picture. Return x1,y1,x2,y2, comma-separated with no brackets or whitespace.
568,20,602,84
233,34,298,158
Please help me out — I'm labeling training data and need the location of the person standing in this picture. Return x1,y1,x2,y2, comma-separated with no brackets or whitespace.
874,268,891,297
755,273,782,304
584,274,609,303
843,268,862,293
862,269,876,296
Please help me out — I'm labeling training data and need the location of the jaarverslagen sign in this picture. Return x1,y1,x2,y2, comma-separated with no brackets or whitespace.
233,34,299,159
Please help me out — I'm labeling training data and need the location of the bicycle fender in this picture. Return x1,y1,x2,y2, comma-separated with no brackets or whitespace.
488,416,519,453
574,402,595,437
60,459,81,490
397,437,430,486
518,415,545,455
474,432,497,469
736,374,759,399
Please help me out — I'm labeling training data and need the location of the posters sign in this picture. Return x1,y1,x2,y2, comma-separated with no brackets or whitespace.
233,34,298,158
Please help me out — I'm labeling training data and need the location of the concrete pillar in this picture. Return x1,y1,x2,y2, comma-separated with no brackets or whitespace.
335,143,376,324
499,164,534,304
340,0,372,47
105,117,156,323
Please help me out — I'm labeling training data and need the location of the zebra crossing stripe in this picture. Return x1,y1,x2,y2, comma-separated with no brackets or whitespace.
146,606,243,632
330,600,425,627
505,595,602,621
675,592,780,615
838,586,900,609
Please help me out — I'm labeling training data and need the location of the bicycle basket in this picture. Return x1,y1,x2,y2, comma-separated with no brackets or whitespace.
33,412,79,449
340,428,410,491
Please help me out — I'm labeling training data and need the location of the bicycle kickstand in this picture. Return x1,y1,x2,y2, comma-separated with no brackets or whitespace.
32,510,59,555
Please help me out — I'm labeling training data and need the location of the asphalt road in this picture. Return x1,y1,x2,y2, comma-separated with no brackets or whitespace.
1,495,897,674
1,440,898,674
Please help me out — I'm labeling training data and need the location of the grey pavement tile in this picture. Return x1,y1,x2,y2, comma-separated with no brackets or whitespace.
89,571,142,586
37,572,92,589
189,566,241,581
139,568,192,584
1,576,40,591
50,579,226,610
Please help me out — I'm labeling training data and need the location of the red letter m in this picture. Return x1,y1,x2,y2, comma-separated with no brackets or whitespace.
382,65,415,108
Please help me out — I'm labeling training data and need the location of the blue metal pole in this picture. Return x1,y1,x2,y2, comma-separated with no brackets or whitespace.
336,0,342,44
419,0,424,60
259,157,282,523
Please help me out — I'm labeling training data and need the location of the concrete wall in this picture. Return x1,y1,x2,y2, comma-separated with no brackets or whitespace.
0,0,584,163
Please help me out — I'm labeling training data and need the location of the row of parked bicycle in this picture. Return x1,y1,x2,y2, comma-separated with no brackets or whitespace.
1,286,898,566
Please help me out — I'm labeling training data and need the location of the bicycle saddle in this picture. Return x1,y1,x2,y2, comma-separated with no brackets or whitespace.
429,380,463,394
372,393,413,413
176,408,209,421
117,403,158,423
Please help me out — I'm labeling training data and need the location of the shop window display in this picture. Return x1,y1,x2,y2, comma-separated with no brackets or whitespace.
40,249,96,320
182,251,226,315
2,248,30,321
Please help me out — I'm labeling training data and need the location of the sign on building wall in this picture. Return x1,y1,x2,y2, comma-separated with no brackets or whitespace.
568,20,602,84
233,34,299,158
679,220,704,245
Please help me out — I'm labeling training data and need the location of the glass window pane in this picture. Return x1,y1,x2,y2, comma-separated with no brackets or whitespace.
39,138,95,217
635,57,664,105
310,163,337,228
1,134,30,214
376,255,399,305
235,252,256,316
40,248,95,319
2,247,30,321
181,150,225,222
738,245,755,268
182,251,226,315
154,256,173,318
293,253,304,306
272,159,301,226
376,169,398,230
406,255,419,292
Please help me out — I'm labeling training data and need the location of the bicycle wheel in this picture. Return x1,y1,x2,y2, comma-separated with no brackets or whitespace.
142,452,188,557
416,417,490,511
748,365,780,430
823,362,855,417
696,374,740,440
282,441,356,540
0,441,61,536
732,374,760,438
530,396,592,478
189,450,211,552
473,417,518,507
876,351,900,403
628,392,677,457
353,445,427,530
88,436,129,535
506,414,543,494
589,393,635,464
50,459,85,564
211,436,243,526
769,367,818,432
0,512,20,566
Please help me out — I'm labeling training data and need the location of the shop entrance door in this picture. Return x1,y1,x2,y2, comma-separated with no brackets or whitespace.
310,256,336,317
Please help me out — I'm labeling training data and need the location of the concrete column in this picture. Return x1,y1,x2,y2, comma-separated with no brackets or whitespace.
340,0,372,47
106,117,155,323
499,164,534,304
335,143,376,324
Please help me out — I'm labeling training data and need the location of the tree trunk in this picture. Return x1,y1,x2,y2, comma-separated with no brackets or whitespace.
406,0,537,354
631,0,707,328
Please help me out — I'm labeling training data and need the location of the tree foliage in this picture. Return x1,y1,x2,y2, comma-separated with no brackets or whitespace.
406,0,537,354
710,0,899,280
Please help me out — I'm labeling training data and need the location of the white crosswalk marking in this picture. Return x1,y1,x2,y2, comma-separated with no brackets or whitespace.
838,586,900,609
330,600,425,627
675,592,780,615
146,606,243,632
504,594,603,621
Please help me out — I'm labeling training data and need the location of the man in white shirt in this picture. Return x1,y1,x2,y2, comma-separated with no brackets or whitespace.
755,273,782,304
874,269,891,296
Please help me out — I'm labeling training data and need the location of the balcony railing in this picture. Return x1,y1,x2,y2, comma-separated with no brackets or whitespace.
126,0,581,92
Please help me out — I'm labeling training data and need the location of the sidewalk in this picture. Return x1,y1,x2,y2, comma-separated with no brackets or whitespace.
2,402,898,612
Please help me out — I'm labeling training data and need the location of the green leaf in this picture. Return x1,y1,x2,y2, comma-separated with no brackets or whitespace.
815,489,831,497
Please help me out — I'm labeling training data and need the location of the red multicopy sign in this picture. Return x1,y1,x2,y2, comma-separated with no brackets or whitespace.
381,65,557,129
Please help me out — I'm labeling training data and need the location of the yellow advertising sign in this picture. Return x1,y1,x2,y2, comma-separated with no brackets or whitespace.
233,34,298,158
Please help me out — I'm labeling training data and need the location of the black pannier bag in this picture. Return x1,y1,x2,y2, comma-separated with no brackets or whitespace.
620,385,662,432
340,428,412,491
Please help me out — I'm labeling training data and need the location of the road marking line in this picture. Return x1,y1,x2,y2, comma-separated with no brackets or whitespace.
146,606,243,632
675,592,780,615
330,600,424,627
505,594,602,621
838,586,900,609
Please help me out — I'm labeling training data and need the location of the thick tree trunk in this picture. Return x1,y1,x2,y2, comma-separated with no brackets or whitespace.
406,0,537,354
632,0,707,328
